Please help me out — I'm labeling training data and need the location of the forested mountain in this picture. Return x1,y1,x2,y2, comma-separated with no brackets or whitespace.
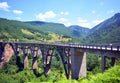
25,21,89,39
84,13,120,44
0,18,72,42
68,25,89,38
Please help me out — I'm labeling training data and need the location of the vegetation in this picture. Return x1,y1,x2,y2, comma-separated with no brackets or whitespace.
84,13,120,44
0,18,75,43
1,13,120,83
0,53,120,83
26,21,89,39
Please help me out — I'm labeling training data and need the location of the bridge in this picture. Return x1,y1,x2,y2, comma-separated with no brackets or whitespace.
0,42,120,79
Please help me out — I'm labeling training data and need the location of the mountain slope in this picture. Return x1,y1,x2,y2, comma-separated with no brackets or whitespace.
84,13,120,43
25,21,89,39
0,18,71,42
68,25,90,38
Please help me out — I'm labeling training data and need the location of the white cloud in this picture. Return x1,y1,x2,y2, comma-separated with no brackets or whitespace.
78,18,88,23
107,10,114,14
0,2,10,12
77,22,91,28
60,11,69,15
58,18,71,26
64,22,71,26
92,10,96,14
36,11,56,21
92,20,104,25
13,10,23,15
77,17,91,28
59,18,68,22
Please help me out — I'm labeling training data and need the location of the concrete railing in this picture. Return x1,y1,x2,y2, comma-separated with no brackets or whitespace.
0,42,120,51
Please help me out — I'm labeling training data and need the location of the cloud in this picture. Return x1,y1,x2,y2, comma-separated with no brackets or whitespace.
13,10,23,15
59,18,68,22
92,20,104,25
77,22,91,28
36,11,56,21
64,22,71,26
78,18,88,23
92,10,96,14
107,10,114,14
0,2,10,12
60,11,69,15
58,18,71,26
77,18,91,28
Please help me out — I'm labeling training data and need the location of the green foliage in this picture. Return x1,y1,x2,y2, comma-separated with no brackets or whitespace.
0,52,120,83
86,53,100,71
0,18,74,42
84,15,120,44
26,22,86,39
80,65,120,83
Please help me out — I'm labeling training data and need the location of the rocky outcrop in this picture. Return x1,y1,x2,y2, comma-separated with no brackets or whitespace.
0,44,14,67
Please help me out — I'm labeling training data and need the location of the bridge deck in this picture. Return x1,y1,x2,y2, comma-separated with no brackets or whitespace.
0,42,120,52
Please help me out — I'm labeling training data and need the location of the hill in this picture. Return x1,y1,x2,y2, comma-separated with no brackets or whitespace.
25,21,89,39
84,13,120,44
68,25,89,38
0,18,72,42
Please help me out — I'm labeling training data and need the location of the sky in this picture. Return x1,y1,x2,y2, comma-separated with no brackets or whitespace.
0,0,120,28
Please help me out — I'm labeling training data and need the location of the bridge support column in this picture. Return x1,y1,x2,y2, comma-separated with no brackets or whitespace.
32,52,38,69
111,57,116,66
24,54,28,69
41,48,53,75
31,47,38,70
71,48,86,79
101,56,106,72
23,48,29,69
0,43,4,67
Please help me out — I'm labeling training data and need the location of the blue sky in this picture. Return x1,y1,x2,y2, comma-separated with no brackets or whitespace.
0,0,120,28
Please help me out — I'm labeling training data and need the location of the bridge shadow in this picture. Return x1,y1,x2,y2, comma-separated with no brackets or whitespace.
15,56,46,77
16,56,24,72
33,69,45,77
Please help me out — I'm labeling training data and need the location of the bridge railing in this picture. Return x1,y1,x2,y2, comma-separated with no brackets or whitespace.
0,42,120,51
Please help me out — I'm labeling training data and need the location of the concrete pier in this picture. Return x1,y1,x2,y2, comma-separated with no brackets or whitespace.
71,48,86,79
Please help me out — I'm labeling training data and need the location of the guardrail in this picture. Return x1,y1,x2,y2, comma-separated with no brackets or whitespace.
0,42,120,51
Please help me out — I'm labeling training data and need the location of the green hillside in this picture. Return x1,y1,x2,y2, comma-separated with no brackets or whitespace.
84,13,120,44
25,21,89,39
0,18,72,43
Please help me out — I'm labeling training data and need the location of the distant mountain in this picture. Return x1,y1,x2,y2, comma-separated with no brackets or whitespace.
68,25,90,38
84,13,120,43
2,13,120,44
0,18,72,42
25,21,88,39
25,21,45,25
